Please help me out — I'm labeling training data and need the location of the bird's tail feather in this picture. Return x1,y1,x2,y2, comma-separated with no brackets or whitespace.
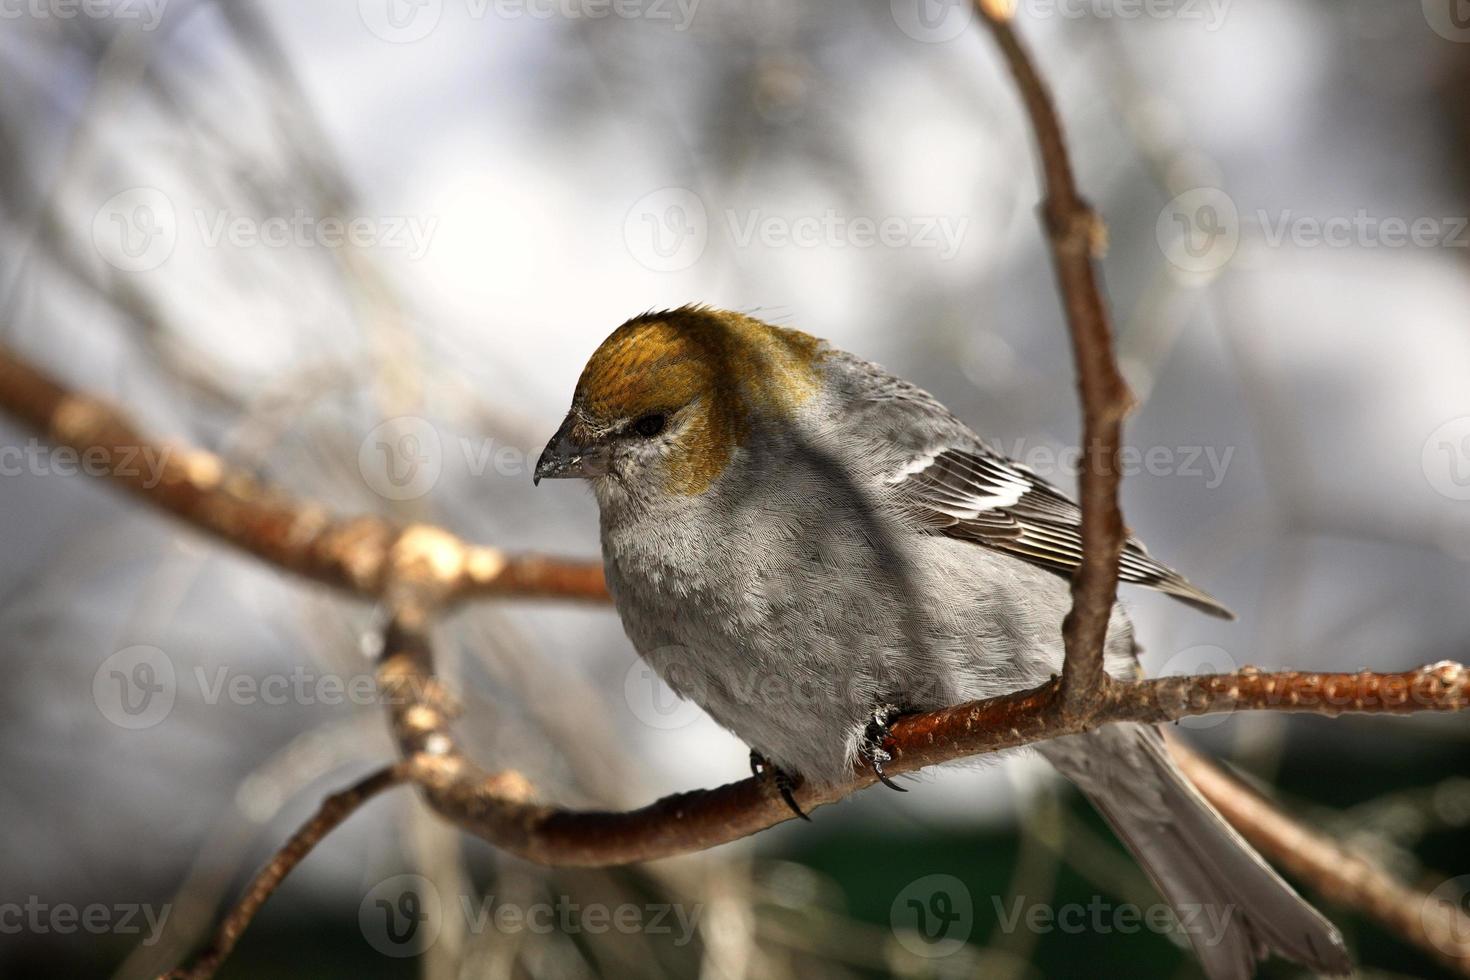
1038,723,1350,980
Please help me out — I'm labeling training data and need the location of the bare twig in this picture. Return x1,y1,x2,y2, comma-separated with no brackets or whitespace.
973,1,1134,718
165,764,410,980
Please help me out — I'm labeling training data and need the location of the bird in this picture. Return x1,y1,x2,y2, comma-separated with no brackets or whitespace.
535,305,1350,979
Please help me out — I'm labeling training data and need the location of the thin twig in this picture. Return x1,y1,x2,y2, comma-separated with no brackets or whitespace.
164,764,410,980
973,1,1134,718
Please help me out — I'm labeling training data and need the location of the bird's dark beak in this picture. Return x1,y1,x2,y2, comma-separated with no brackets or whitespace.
534,414,608,485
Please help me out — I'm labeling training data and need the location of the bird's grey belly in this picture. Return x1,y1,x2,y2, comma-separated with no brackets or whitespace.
604,517,1135,785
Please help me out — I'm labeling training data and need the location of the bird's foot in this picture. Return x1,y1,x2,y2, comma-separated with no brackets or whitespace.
749,749,811,822
861,704,908,792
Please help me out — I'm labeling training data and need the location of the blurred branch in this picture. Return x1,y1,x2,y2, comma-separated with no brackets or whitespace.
973,2,1134,718
0,342,608,606
165,764,410,980
1172,741,1470,978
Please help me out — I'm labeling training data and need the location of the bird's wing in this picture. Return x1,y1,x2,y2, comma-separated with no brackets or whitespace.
820,349,1232,618
887,443,1234,619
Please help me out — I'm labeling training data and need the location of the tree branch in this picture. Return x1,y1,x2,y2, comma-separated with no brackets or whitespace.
973,1,1134,718
0,344,608,608
378,605,1467,865
164,764,409,980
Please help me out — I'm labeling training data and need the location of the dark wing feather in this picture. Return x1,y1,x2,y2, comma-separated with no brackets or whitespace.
890,446,1234,619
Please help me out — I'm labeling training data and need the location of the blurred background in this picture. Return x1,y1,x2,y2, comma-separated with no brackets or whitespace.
2,0,1470,977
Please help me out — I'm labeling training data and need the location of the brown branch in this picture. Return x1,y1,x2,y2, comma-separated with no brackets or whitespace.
0,343,607,608
1173,742,1470,978
973,1,1134,718
165,764,410,980
380,609,1468,866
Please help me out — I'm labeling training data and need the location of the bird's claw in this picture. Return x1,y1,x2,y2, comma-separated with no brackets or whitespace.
862,704,908,792
749,749,812,821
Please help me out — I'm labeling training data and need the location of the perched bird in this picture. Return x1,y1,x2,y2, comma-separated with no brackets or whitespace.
536,306,1350,979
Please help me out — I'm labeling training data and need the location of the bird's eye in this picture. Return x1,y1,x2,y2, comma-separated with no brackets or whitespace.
631,413,667,438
